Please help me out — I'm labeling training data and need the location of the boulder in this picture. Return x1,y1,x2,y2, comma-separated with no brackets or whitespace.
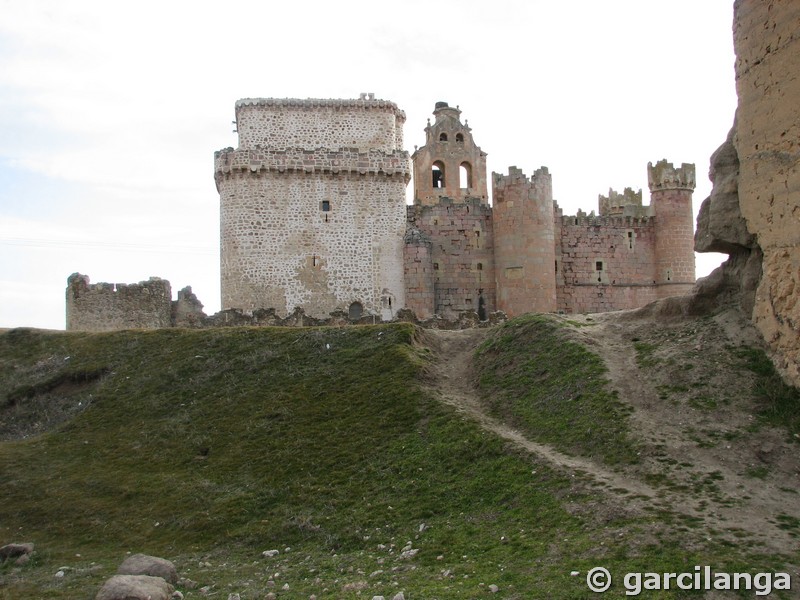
117,553,178,584
0,542,34,561
95,574,173,600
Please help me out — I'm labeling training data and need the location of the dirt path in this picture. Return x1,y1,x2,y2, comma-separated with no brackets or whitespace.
423,315,800,557
422,328,660,502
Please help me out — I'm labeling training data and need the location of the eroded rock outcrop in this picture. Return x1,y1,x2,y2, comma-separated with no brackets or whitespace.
691,1,799,386
732,0,800,385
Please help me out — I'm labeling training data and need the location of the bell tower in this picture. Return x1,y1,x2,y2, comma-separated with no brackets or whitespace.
411,101,488,205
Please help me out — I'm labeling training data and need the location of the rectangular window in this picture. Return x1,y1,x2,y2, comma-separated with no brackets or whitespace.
321,200,331,212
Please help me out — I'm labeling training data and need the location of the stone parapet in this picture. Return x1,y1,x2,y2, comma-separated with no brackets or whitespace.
235,96,406,121
214,147,411,181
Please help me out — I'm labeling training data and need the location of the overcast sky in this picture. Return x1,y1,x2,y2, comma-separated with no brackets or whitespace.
0,0,737,329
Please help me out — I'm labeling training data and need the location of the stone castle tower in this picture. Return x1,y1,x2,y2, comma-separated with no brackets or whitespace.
648,159,697,296
214,96,411,320
405,102,495,319
492,166,557,315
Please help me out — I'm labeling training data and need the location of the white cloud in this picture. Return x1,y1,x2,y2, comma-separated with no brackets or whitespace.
0,0,738,328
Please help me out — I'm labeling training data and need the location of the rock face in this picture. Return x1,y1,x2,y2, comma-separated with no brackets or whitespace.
94,574,173,600
733,0,800,385
117,553,178,585
696,1,800,386
693,122,763,317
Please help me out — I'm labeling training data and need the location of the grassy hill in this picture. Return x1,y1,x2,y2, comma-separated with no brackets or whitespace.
0,319,795,598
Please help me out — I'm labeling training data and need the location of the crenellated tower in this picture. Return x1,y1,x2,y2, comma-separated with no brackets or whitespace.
411,102,488,206
215,96,410,320
648,159,697,297
492,166,557,316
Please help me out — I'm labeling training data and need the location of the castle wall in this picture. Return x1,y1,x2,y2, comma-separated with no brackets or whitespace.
66,273,172,331
217,97,410,320
556,216,659,313
217,169,408,319
406,200,496,319
492,167,557,316
403,228,435,319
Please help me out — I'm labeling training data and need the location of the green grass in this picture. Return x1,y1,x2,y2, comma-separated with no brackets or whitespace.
731,346,800,438
633,341,659,369
474,315,639,466
0,325,791,598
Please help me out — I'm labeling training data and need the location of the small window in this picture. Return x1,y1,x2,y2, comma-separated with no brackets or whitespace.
321,200,331,212
477,262,483,271
433,263,439,270
439,133,448,142
456,133,464,143
595,261,603,271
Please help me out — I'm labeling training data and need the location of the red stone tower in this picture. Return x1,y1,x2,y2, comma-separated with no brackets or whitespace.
648,160,697,298
492,166,557,316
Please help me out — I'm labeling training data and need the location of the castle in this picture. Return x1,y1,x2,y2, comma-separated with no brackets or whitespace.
67,95,696,330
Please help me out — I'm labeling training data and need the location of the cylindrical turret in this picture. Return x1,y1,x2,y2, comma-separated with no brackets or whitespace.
648,159,696,297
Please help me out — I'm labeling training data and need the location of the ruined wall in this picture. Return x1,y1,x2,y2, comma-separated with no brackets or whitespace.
216,97,410,320
406,200,496,319
66,273,173,331
557,215,659,313
733,0,800,384
492,167,556,316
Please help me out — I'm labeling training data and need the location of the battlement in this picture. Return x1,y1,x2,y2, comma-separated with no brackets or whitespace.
492,166,552,204
234,96,406,152
493,166,550,187
235,96,405,118
214,147,411,181
560,214,652,228
647,159,696,191
598,187,646,216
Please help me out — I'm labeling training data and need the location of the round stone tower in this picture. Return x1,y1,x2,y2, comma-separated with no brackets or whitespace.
648,159,697,298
